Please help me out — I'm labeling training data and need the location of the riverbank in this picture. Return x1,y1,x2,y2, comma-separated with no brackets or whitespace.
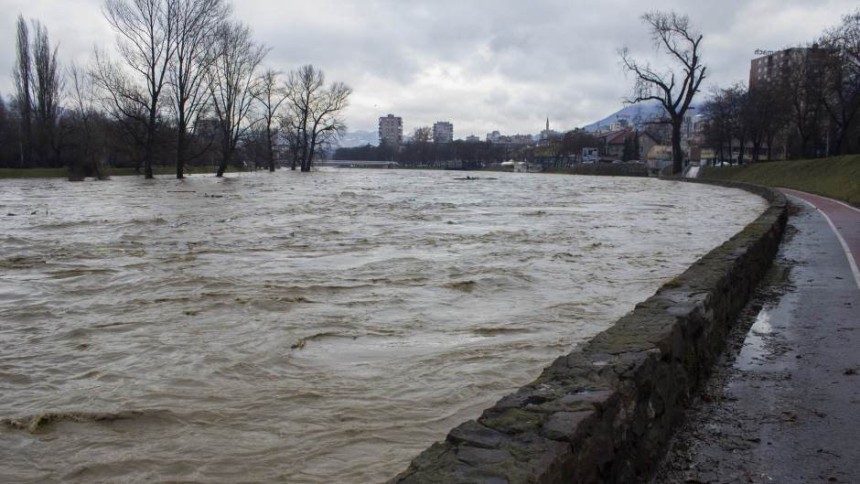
701,155,860,206
653,191,860,484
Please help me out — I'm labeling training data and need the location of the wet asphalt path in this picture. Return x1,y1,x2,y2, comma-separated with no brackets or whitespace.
653,192,860,484
781,188,860,290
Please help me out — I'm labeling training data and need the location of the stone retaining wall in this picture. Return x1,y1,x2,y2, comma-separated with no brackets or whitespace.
390,182,787,484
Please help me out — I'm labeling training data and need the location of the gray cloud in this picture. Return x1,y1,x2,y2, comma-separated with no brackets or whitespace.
0,0,855,136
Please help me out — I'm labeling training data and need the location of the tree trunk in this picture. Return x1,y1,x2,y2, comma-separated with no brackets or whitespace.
267,125,275,172
144,135,154,179
766,135,774,161
798,126,808,160
217,141,231,178
216,150,229,177
671,119,683,174
836,128,850,155
737,136,745,165
144,108,156,179
302,136,314,172
176,127,186,179
291,136,300,170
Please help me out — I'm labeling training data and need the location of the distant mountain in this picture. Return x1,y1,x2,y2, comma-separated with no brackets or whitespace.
582,100,667,132
336,130,378,148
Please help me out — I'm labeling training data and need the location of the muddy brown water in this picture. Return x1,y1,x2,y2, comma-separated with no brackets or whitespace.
0,170,766,483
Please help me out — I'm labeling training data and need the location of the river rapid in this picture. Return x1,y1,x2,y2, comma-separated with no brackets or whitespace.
0,170,766,483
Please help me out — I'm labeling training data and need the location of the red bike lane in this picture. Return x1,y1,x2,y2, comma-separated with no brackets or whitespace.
780,188,860,290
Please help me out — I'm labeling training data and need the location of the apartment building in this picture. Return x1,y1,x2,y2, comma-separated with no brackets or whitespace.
749,46,826,89
378,114,403,146
433,122,454,143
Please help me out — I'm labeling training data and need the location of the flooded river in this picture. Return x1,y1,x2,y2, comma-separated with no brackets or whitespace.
0,170,766,483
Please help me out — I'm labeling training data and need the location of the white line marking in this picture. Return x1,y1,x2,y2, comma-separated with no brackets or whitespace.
788,194,860,291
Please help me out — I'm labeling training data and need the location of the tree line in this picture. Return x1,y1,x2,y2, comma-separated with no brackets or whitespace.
1,0,351,179
619,10,859,173
334,127,607,170
700,10,860,163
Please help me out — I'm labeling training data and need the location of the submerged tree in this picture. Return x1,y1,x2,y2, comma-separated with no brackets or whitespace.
411,126,433,166
13,15,33,165
67,63,106,179
620,11,706,174
170,0,229,179
284,65,351,172
13,16,63,167
101,0,178,178
31,20,63,165
252,69,288,172
92,48,150,172
207,21,266,177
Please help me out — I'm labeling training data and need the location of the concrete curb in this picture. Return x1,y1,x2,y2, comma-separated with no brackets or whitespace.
390,181,787,484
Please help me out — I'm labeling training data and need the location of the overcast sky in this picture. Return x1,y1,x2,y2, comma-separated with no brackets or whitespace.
0,0,855,137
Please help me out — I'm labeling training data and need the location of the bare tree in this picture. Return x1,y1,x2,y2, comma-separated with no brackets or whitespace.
702,87,737,163
283,65,319,171
780,48,826,159
303,80,350,172
170,0,229,179
727,86,749,165
101,0,178,178
278,114,301,169
207,21,266,177
413,126,432,143
92,49,150,168
13,15,33,165
0,94,10,164
12,16,64,167
68,63,106,179
819,10,860,155
252,69,287,172
31,20,63,165
621,11,706,174
284,65,351,172
412,126,433,166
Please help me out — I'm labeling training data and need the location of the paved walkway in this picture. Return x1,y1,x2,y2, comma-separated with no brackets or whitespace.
654,190,860,484
781,188,860,290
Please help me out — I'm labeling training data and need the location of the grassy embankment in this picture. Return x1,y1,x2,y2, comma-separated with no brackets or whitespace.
701,155,860,206
0,166,245,179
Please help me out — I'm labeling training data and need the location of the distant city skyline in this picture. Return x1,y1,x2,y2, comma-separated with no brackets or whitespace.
0,0,855,135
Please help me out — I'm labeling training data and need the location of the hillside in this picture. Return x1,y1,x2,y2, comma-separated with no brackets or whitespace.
582,100,666,132
336,130,379,148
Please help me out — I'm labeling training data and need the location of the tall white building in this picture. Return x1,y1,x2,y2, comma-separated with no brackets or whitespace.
378,114,403,146
432,121,454,143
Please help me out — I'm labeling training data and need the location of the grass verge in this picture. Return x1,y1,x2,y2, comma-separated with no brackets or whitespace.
700,155,860,205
